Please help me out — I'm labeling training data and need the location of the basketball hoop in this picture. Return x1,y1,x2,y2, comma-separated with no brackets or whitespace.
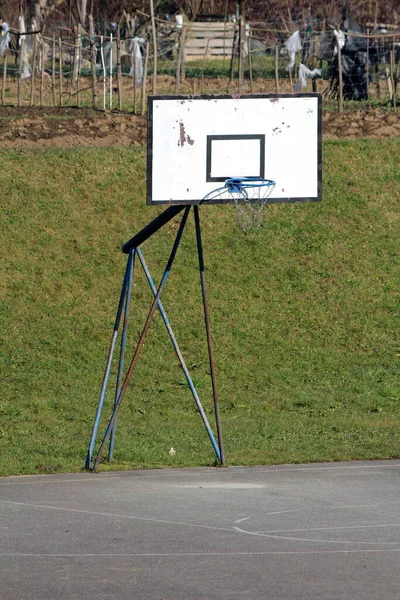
202,177,276,232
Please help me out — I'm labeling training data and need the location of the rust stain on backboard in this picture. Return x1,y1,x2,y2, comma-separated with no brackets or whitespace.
178,121,195,147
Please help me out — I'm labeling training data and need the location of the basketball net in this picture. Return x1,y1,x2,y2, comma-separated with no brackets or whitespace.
203,178,276,232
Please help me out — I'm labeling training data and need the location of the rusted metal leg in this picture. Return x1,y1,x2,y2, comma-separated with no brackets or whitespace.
194,206,226,466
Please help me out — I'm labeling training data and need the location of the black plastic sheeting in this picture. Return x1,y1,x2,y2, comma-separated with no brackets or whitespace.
319,17,380,101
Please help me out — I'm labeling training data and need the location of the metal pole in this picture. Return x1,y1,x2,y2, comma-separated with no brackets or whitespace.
137,247,221,461
92,207,191,470
109,249,135,462
85,252,133,469
193,206,225,466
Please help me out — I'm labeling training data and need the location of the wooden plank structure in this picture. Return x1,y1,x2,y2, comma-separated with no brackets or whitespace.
183,21,239,61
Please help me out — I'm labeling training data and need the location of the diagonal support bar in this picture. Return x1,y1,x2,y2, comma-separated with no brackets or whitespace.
137,247,221,462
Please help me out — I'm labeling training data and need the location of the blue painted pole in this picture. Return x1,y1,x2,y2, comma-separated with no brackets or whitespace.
137,247,221,462
108,249,135,462
92,206,191,470
85,253,132,470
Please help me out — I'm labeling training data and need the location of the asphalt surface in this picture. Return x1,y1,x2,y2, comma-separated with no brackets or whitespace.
1,460,400,599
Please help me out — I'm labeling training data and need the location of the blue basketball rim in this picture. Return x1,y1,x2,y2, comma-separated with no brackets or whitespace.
225,177,275,193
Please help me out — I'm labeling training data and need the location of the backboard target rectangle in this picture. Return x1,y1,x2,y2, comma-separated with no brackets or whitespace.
147,94,322,205
206,135,265,182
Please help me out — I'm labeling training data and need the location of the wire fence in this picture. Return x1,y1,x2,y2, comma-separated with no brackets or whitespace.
0,19,399,114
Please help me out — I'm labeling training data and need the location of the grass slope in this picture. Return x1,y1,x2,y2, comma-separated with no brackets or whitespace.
1,139,399,476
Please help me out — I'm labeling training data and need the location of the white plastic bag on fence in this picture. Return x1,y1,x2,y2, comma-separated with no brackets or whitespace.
0,21,10,56
128,37,144,86
295,63,322,90
333,29,346,55
284,30,302,70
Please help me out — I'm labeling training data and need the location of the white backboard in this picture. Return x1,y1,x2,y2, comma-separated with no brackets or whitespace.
147,94,322,205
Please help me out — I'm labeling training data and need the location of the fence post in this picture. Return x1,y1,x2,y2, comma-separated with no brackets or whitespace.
312,35,318,92
132,39,137,114
30,33,38,106
390,45,396,112
175,29,183,93
59,37,63,106
248,29,254,93
141,39,149,116
200,38,210,94
238,14,245,90
2,55,7,105
52,36,56,106
89,15,97,109
40,38,45,106
366,29,370,106
275,44,280,93
117,24,123,110
337,41,343,113
149,0,157,95
395,40,400,110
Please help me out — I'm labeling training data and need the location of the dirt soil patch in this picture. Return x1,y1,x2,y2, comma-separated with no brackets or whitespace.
0,105,399,148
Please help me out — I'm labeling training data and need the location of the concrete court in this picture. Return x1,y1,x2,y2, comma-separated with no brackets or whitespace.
1,460,400,600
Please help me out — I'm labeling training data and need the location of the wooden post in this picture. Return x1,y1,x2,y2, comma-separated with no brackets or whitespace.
2,55,7,105
76,32,82,107
375,61,380,99
366,29,370,106
274,44,280,93
149,0,157,95
395,43,400,112
390,48,396,111
30,34,38,106
59,37,63,106
181,23,186,83
248,30,254,93
18,33,28,107
40,39,45,106
132,39,137,114
175,30,183,93
89,16,97,109
239,14,245,92
52,36,56,106
228,26,238,91
141,40,149,116
312,35,318,92
200,38,210,94
386,53,393,102
337,41,343,113
117,24,123,110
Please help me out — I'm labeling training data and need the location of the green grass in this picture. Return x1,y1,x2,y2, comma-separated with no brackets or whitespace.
1,139,399,476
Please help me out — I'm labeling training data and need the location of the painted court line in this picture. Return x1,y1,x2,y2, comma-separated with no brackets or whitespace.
0,500,234,534
229,463,400,474
256,523,400,534
0,476,118,487
1,548,400,558
233,525,400,546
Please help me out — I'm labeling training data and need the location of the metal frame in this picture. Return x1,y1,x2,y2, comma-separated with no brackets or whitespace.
85,205,225,471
